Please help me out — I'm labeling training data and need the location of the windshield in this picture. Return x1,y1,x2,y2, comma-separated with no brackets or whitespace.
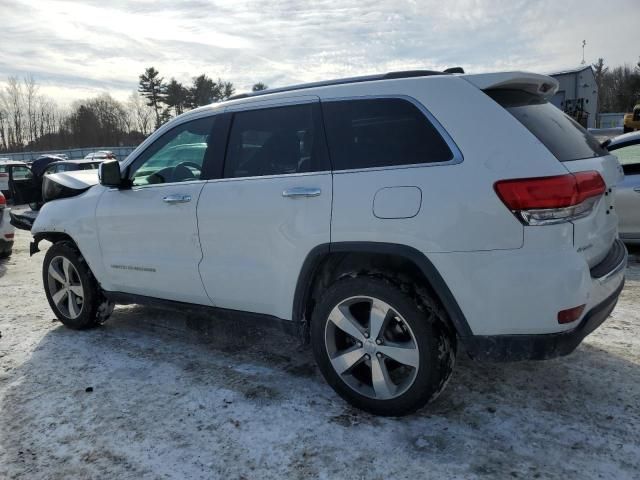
487,89,607,162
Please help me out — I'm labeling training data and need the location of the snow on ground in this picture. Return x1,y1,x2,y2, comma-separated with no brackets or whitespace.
1,228,639,479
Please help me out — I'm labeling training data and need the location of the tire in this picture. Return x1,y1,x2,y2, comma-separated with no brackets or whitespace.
0,249,11,259
311,276,456,416
623,126,632,133
29,202,43,211
43,241,114,329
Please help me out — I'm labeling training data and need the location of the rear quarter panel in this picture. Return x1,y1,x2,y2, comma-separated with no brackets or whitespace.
319,76,568,252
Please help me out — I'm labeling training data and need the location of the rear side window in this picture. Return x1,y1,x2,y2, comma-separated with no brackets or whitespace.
487,89,607,162
322,98,453,170
224,103,328,178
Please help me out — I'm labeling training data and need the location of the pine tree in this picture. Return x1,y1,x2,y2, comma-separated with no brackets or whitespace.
164,79,189,116
138,67,166,128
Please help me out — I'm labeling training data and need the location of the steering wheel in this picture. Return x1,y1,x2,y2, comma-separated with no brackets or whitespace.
172,161,202,182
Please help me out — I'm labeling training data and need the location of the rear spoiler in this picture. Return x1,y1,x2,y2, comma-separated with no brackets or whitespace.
463,72,559,100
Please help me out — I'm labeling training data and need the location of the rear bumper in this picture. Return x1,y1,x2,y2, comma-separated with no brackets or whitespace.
0,238,13,253
463,280,624,361
462,240,627,361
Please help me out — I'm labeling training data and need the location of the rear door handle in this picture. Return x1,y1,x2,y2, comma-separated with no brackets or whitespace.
282,187,321,198
163,194,192,204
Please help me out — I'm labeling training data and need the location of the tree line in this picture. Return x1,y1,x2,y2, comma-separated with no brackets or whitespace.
0,68,267,153
2,60,640,154
593,58,640,113
137,67,267,128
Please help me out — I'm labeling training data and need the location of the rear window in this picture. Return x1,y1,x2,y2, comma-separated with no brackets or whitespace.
322,98,453,170
487,89,607,162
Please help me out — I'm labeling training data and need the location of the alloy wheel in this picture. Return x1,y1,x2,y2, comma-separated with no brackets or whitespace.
324,296,420,400
47,256,84,319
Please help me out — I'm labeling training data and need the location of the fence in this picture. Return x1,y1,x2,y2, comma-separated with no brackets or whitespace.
0,146,137,162
597,113,625,129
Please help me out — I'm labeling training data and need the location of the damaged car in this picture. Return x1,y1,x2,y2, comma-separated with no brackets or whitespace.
13,69,639,415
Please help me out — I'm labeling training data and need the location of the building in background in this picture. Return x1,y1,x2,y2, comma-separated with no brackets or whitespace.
549,66,598,128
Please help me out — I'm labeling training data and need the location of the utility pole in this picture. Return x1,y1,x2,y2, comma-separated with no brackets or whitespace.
581,40,586,65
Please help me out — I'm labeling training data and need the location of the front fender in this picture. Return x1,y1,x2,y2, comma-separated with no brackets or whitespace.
32,186,108,285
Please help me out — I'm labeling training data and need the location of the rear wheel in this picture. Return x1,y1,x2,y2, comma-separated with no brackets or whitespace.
311,276,456,416
43,241,114,329
623,126,632,133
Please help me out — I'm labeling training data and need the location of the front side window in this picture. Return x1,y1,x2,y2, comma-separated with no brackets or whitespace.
322,98,454,170
11,166,33,180
224,103,327,178
131,116,215,186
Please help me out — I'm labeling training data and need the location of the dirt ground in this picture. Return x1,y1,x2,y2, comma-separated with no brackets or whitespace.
1,227,639,479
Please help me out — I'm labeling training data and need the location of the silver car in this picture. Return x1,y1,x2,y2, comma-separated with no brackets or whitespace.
608,132,640,245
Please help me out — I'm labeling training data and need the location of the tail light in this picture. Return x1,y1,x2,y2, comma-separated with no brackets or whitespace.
0,192,5,207
494,171,606,225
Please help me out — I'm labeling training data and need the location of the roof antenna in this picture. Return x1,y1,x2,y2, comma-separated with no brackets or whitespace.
444,67,464,74
581,40,586,65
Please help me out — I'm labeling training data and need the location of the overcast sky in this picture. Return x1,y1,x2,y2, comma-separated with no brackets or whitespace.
1,0,638,105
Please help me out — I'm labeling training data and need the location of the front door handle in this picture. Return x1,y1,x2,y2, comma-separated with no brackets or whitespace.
163,194,192,204
282,187,321,198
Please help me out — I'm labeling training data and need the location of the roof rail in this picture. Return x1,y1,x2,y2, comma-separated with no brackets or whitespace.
229,68,463,101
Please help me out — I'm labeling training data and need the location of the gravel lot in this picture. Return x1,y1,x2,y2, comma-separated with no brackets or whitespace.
1,227,639,479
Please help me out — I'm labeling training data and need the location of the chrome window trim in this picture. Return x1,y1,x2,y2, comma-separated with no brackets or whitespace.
106,178,207,192
320,94,464,174
224,95,320,113
204,170,332,184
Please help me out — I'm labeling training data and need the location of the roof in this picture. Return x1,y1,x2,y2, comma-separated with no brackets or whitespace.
55,159,103,164
228,68,464,100
548,65,593,76
0,159,27,165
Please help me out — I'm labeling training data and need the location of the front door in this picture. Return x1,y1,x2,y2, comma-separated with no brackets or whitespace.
197,99,332,321
9,165,39,205
95,115,217,305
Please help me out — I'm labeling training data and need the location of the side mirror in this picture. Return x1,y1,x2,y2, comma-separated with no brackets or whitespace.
99,160,123,187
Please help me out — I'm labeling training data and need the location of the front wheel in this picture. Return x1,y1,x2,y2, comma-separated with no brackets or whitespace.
43,241,114,329
311,276,456,416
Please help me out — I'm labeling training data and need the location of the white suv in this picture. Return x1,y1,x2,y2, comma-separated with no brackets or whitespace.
25,70,630,416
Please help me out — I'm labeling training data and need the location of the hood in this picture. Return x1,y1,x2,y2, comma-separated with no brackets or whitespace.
43,169,100,202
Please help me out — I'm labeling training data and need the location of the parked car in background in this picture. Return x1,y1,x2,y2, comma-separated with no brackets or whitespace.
609,131,640,244
0,160,33,201
43,159,103,175
84,150,116,160
623,105,640,133
0,191,14,258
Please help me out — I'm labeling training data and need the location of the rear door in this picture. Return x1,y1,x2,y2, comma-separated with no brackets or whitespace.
197,97,332,320
607,132,640,242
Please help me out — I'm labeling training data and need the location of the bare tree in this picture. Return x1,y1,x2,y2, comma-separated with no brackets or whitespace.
127,91,154,136
5,77,24,148
24,75,39,144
